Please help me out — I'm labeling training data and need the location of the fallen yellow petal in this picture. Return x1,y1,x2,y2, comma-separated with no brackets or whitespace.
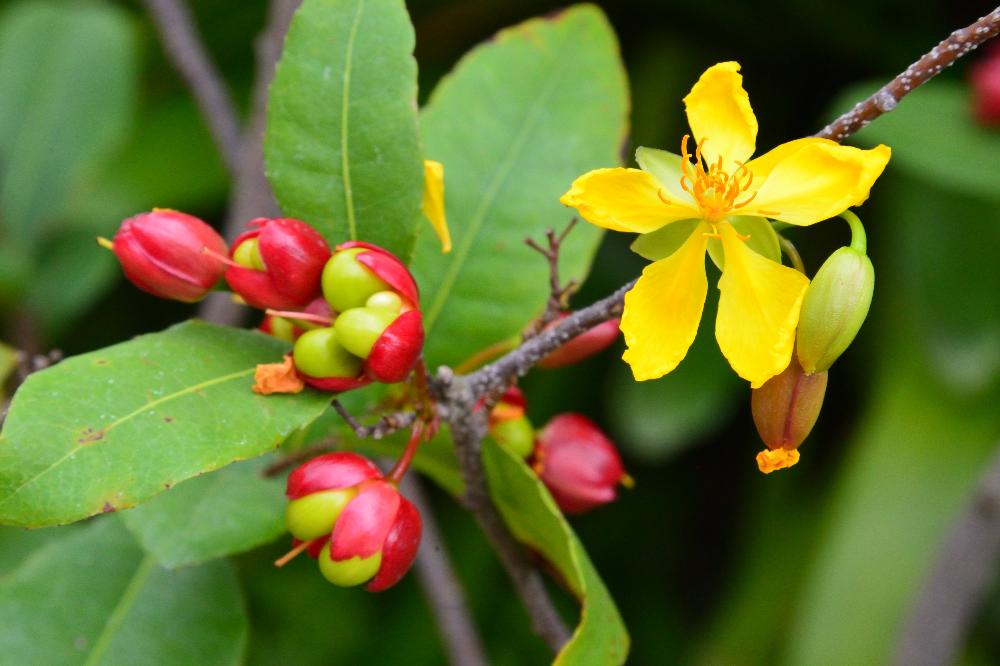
756,448,800,473
422,160,451,253
252,355,304,395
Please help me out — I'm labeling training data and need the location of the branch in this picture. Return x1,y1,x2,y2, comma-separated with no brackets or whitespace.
892,443,1000,666
330,401,418,440
141,0,242,171
817,7,1000,141
400,474,488,666
523,219,578,338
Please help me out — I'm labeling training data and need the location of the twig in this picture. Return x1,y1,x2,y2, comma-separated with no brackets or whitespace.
523,218,579,338
331,400,418,440
399,474,488,666
892,443,1000,666
817,7,1000,141
141,0,242,171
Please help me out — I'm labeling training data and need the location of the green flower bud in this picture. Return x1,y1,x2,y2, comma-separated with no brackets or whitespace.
285,488,357,541
292,328,363,379
796,247,874,374
333,307,398,359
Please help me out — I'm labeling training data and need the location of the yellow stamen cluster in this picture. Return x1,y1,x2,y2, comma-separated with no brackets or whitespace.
677,135,757,222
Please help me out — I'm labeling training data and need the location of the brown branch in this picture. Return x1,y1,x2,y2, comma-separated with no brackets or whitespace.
141,0,242,171
400,474,488,666
892,443,1000,666
523,219,579,338
330,400,418,440
817,7,1000,141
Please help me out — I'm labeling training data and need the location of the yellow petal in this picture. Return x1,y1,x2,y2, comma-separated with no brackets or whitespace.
683,62,758,165
756,448,800,473
621,225,709,380
561,168,698,234
738,142,891,226
745,137,838,183
422,160,451,253
715,223,809,388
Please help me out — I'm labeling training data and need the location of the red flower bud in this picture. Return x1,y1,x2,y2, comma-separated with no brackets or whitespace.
107,209,227,302
532,413,629,515
225,218,331,310
538,315,621,369
364,309,425,383
971,43,1000,125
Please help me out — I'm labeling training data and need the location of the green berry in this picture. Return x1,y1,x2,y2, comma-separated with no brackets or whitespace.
268,316,297,342
318,543,382,586
333,307,398,359
292,328,362,378
322,249,390,312
285,488,357,541
365,290,404,312
490,416,535,459
233,237,266,270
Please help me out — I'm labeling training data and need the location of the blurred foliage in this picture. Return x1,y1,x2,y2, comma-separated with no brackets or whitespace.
1,0,999,663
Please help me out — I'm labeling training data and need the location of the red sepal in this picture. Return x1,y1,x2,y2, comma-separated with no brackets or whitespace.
335,241,419,306
534,413,626,515
329,481,400,560
365,310,424,383
538,315,621,369
367,497,422,592
297,371,372,393
286,452,383,499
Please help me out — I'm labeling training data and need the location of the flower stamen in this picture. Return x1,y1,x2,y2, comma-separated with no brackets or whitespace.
678,136,758,222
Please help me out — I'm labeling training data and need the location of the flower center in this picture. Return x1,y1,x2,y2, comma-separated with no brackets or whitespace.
678,135,757,222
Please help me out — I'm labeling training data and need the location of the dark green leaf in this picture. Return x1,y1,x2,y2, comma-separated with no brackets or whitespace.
0,321,330,527
265,0,423,257
483,440,629,665
120,456,287,569
0,517,246,665
413,6,629,368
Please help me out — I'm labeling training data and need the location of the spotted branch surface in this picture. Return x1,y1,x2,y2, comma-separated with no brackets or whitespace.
817,7,1000,141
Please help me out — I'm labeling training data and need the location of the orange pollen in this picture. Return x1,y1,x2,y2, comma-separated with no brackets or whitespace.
677,134,756,221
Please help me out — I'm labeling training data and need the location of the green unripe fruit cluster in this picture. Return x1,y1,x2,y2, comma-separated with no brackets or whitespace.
365,290,403,312
335,307,399,358
322,248,391,313
285,488,357,541
318,543,383,587
268,316,297,342
293,328,363,378
233,237,266,271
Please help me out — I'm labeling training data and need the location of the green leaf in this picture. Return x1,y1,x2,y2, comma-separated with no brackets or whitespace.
0,321,331,527
0,518,246,665
349,428,463,497
120,456,287,569
413,6,629,368
483,439,629,665
831,81,1000,201
0,1,136,251
265,0,423,257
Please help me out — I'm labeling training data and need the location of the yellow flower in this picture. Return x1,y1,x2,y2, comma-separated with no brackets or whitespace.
422,160,451,253
561,62,890,387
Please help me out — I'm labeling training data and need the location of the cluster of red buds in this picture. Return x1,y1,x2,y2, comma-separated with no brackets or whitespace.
102,210,424,392
281,452,421,591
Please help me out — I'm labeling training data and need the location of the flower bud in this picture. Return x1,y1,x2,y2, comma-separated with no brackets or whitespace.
225,218,331,310
106,209,227,302
285,454,422,591
796,247,874,374
485,386,533,459
291,327,371,393
322,242,419,313
538,315,621,369
751,356,827,473
971,43,1000,125
364,310,425,384
532,413,630,514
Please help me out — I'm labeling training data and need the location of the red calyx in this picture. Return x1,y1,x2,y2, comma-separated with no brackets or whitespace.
538,315,621,369
286,452,384,500
971,43,1000,125
329,481,401,560
225,218,331,309
296,371,373,393
533,413,628,515
365,310,425,383
367,497,422,592
111,209,227,302
336,241,419,307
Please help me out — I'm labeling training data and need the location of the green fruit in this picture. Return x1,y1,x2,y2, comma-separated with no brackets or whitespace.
334,307,398,359
285,488,357,541
490,416,536,459
365,290,404,312
233,237,266,270
292,328,363,378
268,316,297,342
322,249,390,312
318,543,382,587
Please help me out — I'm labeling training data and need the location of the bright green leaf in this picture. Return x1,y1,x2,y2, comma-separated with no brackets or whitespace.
265,0,424,257
483,440,629,665
413,6,629,368
0,517,246,665
120,456,287,569
0,321,331,527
